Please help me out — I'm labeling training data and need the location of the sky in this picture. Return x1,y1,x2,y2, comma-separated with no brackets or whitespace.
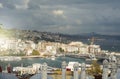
0,0,120,35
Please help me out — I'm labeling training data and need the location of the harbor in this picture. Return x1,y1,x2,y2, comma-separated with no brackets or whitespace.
0,56,85,71
0,55,120,79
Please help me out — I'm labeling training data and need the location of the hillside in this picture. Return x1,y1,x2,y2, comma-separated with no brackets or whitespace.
0,28,120,52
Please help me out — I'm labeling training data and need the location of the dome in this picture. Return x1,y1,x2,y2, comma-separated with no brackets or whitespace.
30,73,53,79
0,73,18,79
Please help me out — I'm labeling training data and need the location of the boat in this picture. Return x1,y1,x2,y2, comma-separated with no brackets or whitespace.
51,55,56,60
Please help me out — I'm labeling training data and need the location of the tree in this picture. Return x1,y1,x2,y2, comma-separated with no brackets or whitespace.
87,60,102,76
32,50,40,55
58,47,64,53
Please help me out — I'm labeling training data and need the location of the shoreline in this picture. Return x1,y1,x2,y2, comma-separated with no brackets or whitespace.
21,55,45,59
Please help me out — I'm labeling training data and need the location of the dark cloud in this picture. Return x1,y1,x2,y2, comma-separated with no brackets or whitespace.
0,0,120,35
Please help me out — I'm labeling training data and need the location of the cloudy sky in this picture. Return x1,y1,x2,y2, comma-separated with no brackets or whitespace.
0,0,120,35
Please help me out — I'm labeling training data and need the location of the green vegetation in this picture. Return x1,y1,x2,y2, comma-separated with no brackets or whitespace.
87,60,102,76
58,47,64,53
32,50,40,55
9,53,26,56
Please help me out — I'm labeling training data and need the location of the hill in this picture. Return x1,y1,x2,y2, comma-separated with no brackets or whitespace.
1,28,120,52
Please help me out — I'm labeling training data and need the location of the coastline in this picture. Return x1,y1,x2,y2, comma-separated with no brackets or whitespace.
21,55,45,59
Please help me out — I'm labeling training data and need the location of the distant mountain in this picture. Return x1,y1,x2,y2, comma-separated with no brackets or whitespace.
1,28,120,44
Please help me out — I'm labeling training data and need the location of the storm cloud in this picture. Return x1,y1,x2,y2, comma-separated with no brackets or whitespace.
0,0,120,35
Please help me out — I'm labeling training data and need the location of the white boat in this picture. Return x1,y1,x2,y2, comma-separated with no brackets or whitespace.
51,55,56,60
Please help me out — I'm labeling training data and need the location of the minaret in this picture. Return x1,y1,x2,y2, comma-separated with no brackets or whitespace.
89,37,95,54
73,63,79,79
62,61,67,79
102,60,109,79
41,63,47,79
80,63,86,79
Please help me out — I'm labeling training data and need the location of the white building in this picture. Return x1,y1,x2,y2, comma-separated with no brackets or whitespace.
89,44,101,54
79,45,89,54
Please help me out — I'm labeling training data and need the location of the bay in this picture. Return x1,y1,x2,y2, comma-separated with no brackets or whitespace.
0,56,85,70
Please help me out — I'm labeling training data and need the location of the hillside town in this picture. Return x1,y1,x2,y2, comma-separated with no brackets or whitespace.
0,36,107,57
